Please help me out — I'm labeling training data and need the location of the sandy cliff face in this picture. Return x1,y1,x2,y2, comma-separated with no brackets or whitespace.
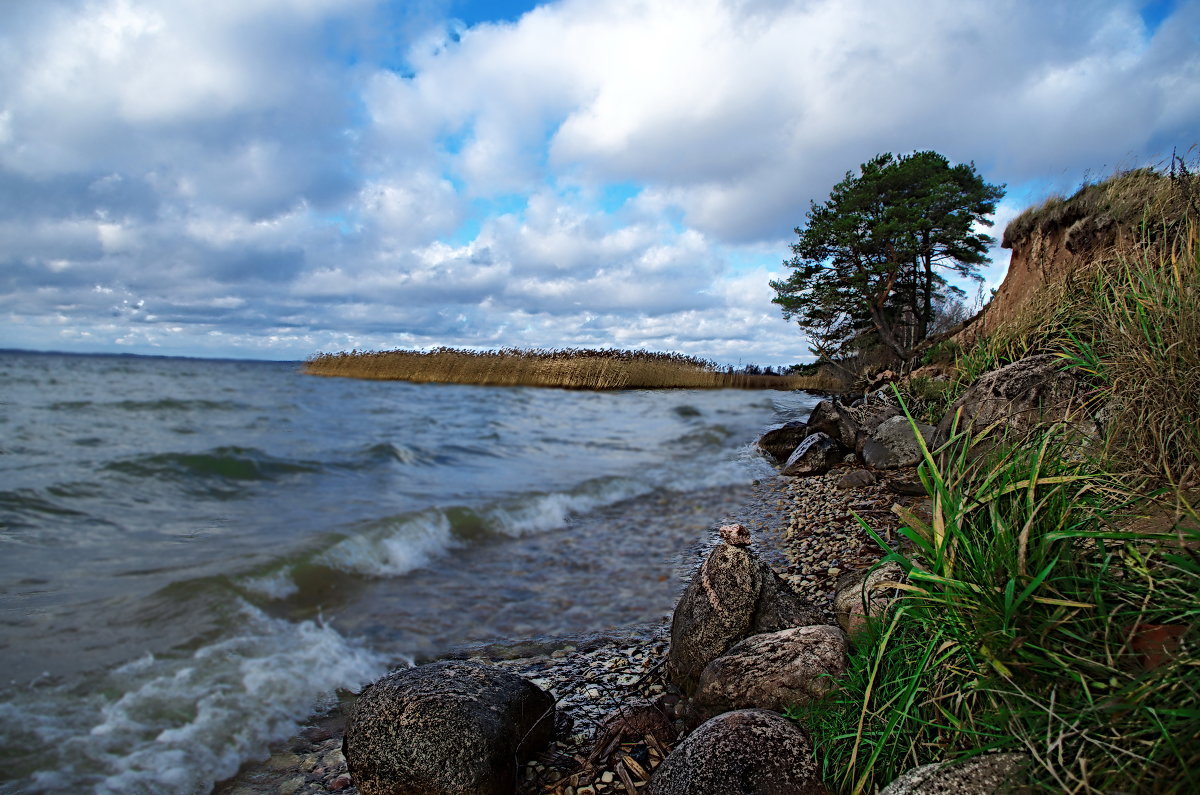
958,168,1198,347
958,210,1128,345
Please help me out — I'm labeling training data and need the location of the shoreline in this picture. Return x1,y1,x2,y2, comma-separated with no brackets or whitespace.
213,466,921,795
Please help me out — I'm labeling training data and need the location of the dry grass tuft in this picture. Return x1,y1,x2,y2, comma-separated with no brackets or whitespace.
303,347,839,392
954,222,1200,484
1071,225,1200,483
1004,166,1200,248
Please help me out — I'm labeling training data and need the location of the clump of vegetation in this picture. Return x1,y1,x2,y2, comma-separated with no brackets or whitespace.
898,164,1200,457
938,224,1199,482
304,346,843,392
895,374,958,425
800,164,1200,793
1062,227,1200,482
794,414,1199,793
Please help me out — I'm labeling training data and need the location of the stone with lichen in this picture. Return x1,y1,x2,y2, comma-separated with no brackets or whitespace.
343,659,555,795
646,709,826,795
666,525,820,695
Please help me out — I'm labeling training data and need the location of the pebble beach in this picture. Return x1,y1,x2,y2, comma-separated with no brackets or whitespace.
212,466,923,795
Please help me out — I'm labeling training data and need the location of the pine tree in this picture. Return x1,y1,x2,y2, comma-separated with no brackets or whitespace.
771,151,1005,364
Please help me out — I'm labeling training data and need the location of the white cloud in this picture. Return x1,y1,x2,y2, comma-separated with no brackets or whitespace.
357,173,465,248
1,0,1197,364
366,0,1198,241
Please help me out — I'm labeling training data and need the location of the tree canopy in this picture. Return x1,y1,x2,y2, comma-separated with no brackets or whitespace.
771,151,1005,366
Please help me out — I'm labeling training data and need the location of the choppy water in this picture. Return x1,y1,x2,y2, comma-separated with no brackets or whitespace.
0,350,816,794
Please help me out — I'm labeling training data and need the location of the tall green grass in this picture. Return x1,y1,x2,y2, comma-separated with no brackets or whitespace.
793,409,1200,793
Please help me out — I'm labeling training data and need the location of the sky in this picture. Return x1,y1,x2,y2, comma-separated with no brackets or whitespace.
1,0,1197,366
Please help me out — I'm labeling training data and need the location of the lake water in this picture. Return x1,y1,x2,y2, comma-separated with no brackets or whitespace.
0,351,816,793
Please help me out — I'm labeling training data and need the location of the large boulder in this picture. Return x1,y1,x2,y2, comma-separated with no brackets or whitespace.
936,355,1095,446
667,525,820,695
781,432,843,477
646,709,826,795
850,393,903,441
343,660,555,795
879,752,1028,795
805,400,844,441
807,396,903,453
757,421,810,465
863,415,937,469
690,625,848,720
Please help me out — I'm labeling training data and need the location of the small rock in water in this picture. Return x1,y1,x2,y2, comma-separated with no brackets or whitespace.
302,726,334,743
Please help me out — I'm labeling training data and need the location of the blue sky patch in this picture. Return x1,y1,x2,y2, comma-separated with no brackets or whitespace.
1140,0,1179,33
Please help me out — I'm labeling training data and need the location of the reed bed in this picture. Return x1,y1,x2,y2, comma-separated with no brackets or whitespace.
303,347,837,391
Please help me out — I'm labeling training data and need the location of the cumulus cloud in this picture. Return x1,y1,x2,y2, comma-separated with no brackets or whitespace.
1,0,1197,364
371,0,1199,240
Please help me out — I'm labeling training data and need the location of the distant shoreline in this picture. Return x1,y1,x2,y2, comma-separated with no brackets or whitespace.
0,346,302,365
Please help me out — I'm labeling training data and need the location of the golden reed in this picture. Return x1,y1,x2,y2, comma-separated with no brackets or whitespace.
303,347,839,391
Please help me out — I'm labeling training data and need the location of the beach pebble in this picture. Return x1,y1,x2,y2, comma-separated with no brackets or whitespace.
276,776,305,794
837,469,877,489
267,753,303,772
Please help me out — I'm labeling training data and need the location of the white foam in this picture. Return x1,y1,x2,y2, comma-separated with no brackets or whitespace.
481,478,647,538
481,450,770,539
238,568,300,600
112,652,157,676
1,604,386,794
634,440,769,495
734,442,781,481
79,603,387,795
319,510,457,577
